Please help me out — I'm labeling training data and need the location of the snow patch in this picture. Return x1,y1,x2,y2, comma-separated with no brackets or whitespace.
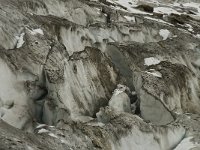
185,24,193,32
36,124,47,129
107,0,151,15
30,28,44,35
146,70,162,78
113,84,127,96
72,115,94,123
87,122,105,127
26,145,34,150
38,128,49,134
124,16,136,22
195,34,200,38
154,7,181,15
182,2,200,15
144,16,174,26
144,57,161,66
61,139,69,144
95,8,101,15
173,3,180,7
107,0,138,8
16,33,25,48
159,29,170,40
48,133,58,138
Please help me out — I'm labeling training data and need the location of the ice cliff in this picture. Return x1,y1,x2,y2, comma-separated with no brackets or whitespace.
0,0,200,149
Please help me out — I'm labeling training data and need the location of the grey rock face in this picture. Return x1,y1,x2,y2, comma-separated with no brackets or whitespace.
1,0,200,149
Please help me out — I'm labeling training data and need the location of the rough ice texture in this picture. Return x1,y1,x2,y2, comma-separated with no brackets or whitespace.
0,0,200,149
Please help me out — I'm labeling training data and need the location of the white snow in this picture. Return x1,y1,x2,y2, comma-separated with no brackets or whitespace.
95,8,101,15
159,29,170,40
107,0,138,8
87,122,105,127
30,28,44,35
113,84,127,96
124,16,136,22
159,29,170,39
72,115,94,123
48,133,58,138
144,16,174,26
146,70,162,78
173,3,180,7
195,34,200,38
185,24,194,32
113,89,124,96
61,139,69,144
182,2,200,15
132,91,136,95
174,137,198,150
26,145,34,150
144,57,161,66
107,0,151,15
154,7,181,15
16,33,25,48
36,124,47,129
38,128,49,134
